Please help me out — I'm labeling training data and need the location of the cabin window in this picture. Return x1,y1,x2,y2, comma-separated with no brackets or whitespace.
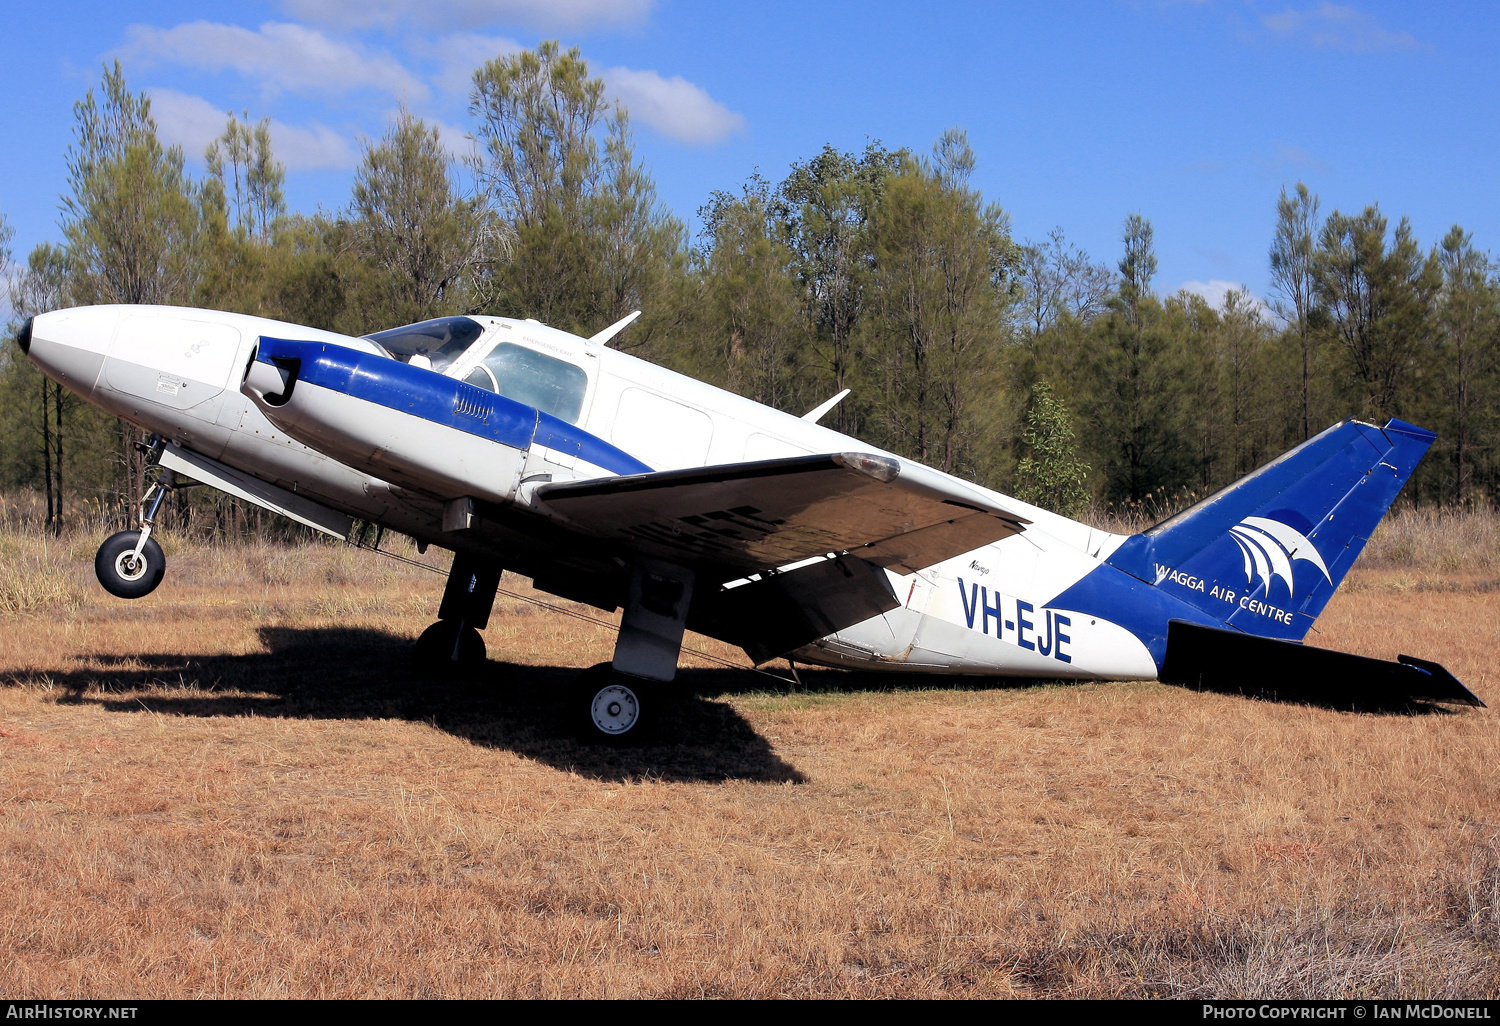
464,343,589,424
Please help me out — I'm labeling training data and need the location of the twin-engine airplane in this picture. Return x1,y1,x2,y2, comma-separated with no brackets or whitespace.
18,304,1481,740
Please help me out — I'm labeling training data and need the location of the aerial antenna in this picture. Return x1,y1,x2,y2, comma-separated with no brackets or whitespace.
589,310,642,346
802,389,851,424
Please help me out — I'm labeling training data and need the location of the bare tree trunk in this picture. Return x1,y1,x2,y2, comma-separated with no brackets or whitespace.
53,381,65,534
40,378,56,534
1301,332,1311,442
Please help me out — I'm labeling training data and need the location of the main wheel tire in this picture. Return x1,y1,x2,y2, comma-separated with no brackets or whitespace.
414,620,487,670
94,531,166,599
575,664,652,745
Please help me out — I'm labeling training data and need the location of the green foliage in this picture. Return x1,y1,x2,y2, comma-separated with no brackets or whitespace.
691,177,807,410
9,46,1500,529
4,241,121,529
1431,225,1499,502
1015,383,1091,517
1017,227,1114,342
1313,205,1440,421
469,40,684,339
774,142,901,432
858,132,1019,480
205,111,285,241
1072,216,1194,503
61,61,200,306
1270,183,1320,439
350,108,489,327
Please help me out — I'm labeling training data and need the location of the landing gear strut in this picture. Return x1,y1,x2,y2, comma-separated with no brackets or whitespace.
95,467,176,599
570,559,694,743
415,552,500,671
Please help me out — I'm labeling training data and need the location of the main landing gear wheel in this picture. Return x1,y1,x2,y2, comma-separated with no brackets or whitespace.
94,530,166,599
414,619,487,671
574,664,653,745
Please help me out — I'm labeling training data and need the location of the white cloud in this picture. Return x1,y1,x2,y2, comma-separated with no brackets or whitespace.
149,88,359,170
269,121,362,170
123,21,429,101
283,0,655,32
1178,279,1271,317
1261,3,1420,53
428,117,481,163
601,66,745,146
146,89,230,159
417,33,524,96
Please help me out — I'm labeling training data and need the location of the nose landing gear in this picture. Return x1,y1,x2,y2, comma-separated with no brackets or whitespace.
95,530,166,598
94,469,175,599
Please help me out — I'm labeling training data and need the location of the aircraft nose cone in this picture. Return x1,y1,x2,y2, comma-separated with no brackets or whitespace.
15,316,32,355
26,308,113,396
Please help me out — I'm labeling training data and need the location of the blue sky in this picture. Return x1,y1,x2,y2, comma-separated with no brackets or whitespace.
2,1,1495,312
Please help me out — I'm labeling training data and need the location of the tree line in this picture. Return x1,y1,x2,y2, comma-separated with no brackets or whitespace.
3,42,1497,537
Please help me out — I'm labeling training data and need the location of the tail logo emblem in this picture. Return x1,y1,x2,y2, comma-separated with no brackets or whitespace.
1228,516,1332,599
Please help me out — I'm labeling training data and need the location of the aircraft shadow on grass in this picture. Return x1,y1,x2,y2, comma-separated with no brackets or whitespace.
27,625,814,784
20,624,1456,785
1159,677,1462,716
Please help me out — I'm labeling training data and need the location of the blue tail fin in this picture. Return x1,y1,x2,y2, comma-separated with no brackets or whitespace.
1104,418,1434,641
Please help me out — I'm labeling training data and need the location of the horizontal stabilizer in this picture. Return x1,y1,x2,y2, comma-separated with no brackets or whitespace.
536,453,1028,575
1160,620,1483,708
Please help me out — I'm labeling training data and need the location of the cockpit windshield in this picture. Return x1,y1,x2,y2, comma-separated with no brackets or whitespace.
366,316,485,373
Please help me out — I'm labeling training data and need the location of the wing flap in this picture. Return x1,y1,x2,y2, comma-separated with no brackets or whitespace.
535,452,1027,575
693,555,902,664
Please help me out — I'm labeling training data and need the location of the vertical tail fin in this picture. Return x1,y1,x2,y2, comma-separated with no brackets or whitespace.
1105,418,1434,641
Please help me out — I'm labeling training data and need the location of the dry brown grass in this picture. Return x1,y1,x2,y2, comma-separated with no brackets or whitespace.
2,510,1499,998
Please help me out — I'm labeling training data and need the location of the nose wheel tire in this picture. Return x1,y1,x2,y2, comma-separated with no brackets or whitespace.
575,664,653,745
94,531,166,599
414,619,487,671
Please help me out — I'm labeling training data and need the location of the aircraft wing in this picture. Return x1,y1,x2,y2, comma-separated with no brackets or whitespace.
534,452,1028,575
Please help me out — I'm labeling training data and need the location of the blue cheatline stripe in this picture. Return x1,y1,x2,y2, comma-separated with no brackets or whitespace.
255,337,653,477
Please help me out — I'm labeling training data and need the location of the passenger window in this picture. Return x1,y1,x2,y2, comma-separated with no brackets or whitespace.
468,343,589,424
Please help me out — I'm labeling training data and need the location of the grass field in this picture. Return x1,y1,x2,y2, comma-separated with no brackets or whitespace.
2,507,1498,998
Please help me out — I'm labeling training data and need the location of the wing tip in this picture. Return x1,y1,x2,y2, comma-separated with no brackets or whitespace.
833,452,899,483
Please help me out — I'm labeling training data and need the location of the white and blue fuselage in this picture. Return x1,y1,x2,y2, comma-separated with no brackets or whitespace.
22,304,1437,689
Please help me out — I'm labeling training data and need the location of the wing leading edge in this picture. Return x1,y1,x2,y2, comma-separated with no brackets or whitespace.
534,452,1029,575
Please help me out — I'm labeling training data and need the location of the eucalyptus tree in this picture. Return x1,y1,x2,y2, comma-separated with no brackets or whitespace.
1017,227,1114,341
694,177,807,410
1014,381,1091,517
862,130,1019,481
774,143,899,432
